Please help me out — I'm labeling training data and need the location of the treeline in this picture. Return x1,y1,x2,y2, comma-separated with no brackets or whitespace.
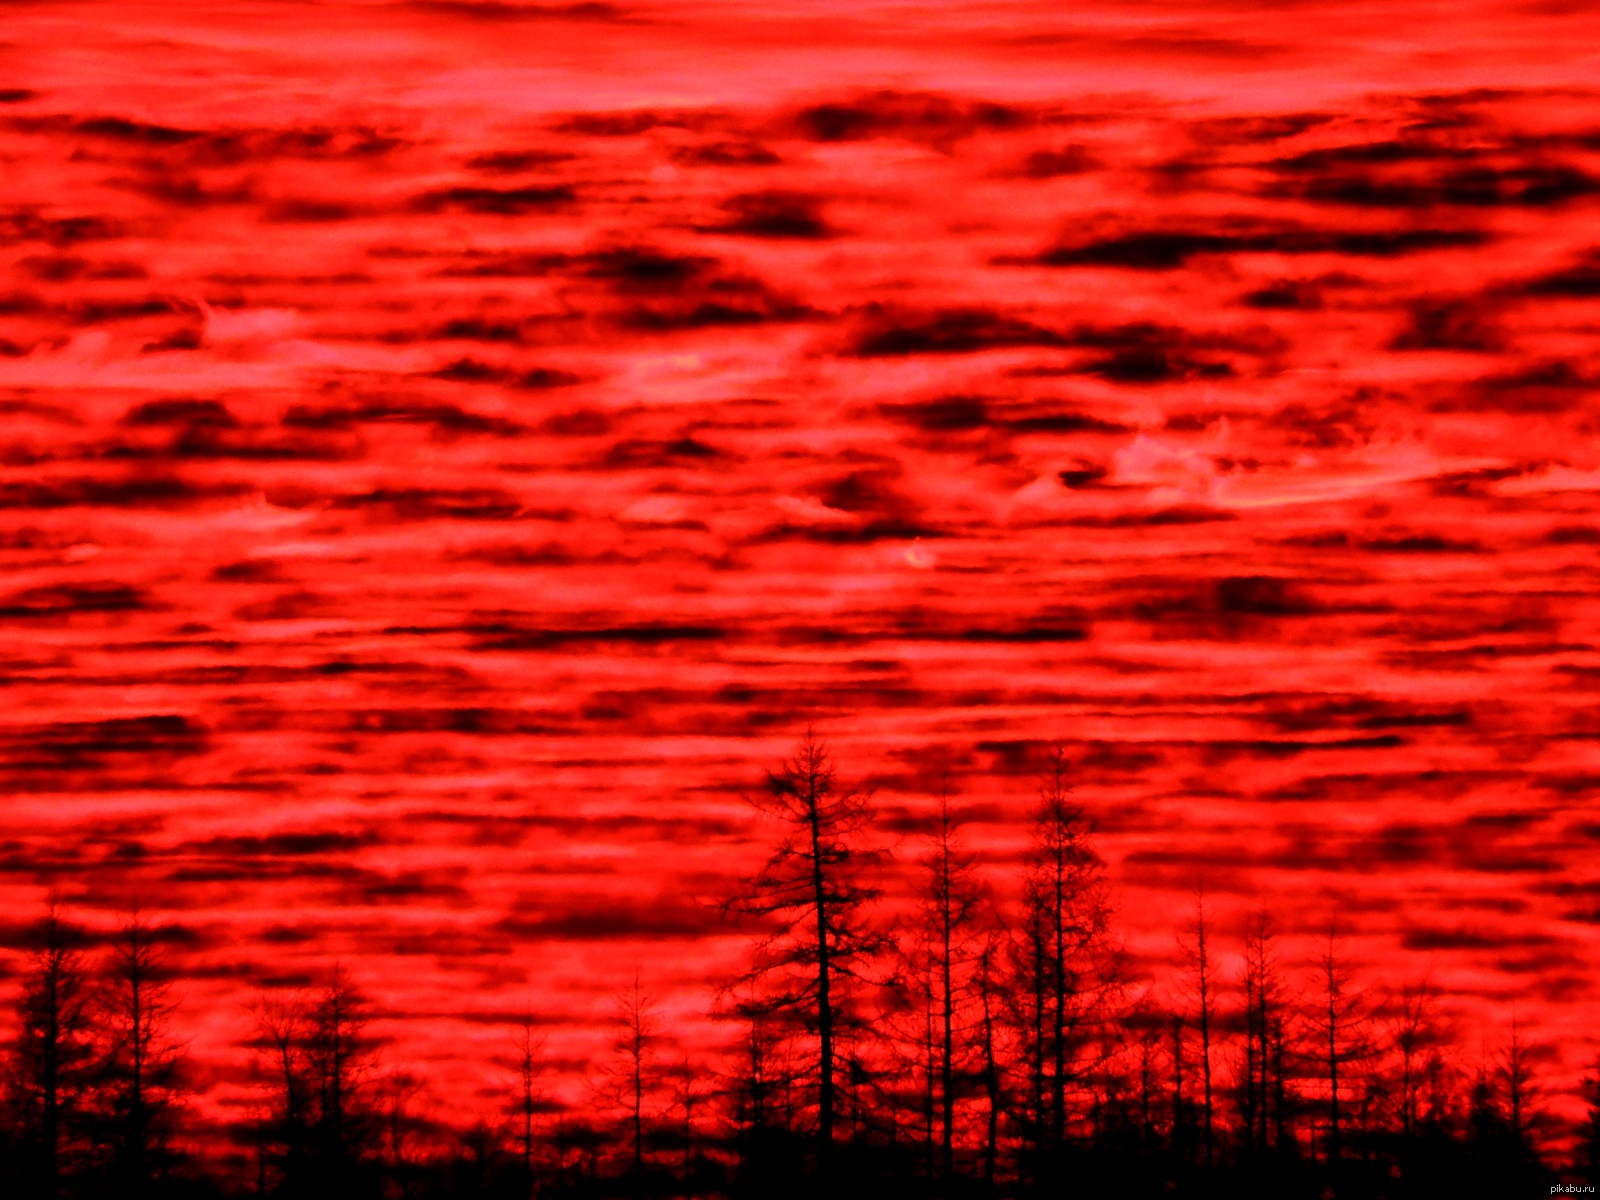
4,733,1599,1199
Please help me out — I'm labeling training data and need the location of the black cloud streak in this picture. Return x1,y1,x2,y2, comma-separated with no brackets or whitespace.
1034,226,1488,269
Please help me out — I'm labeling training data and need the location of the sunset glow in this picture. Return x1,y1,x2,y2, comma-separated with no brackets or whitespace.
1,1,1598,1190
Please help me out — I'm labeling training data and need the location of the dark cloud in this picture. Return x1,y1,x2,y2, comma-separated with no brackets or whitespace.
792,91,1023,146
74,116,200,145
449,541,579,567
882,395,992,432
496,899,713,941
1214,576,1314,616
1041,231,1240,270
583,246,714,290
1034,225,1488,269
1,715,204,771
1190,113,1331,143
410,185,575,214
409,1,629,21
568,246,809,328
1091,347,1232,384
211,559,286,583
122,398,237,427
852,307,1067,356
554,110,662,137
1361,534,1482,554
949,626,1088,644
1008,407,1133,435
1454,359,1597,413
331,487,524,521
0,583,148,618
434,317,523,342
467,623,725,650
1241,279,1322,309
1390,299,1503,351
260,198,362,223
1356,711,1471,730
1520,253,1600,297
1401,926,1552,951
181,831,376,857
466,149,574,172
671,140,780,167
1067,505,1235,527
440,251,566,278
167,427,359,462
0,210,124,245
758,519,946,545
1268,134,1600,208
603,437,721,466
0,477,226,510
419,358,581,389
620,288,808,331
1547,525,1600,545
515,367,582,388
231,590,334,622
1020,146,1097,178
539,409,612,437
284,399,522,436
174,126,407,167
712,192,831,239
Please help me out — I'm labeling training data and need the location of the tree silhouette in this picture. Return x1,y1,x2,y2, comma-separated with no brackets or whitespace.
307,965,376,1184
1010,744,1118,1180
1238,907,1295,1156
912,770,985,1188
724,730,888,1179
251,987,311,1192
1580,1055,1600,1189
1176,889,1216,1167
5,901,97,1199
377,1064,427,1200
1,744,1592,1200
667,1056,705,1198
1311,928,1372,1167
973,934,1007,1189
510,1002,544,1194
612,973,656,1182
1390,975,1447,1142
97,910,187,1197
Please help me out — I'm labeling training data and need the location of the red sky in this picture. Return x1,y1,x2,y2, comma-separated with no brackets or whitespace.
1,0,1598,1142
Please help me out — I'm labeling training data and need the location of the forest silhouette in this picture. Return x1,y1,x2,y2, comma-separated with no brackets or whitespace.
4,733,1596,1199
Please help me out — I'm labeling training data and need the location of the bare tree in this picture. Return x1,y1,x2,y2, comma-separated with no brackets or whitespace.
725,730,888,1177
251,988,310,1190
1012,744,1118,1171
1312,928,1372,1165
512,1002,544,1193
1129,999,1163,1159
614,974,655,1179
667,1057,703,1198
1580,1055,1600,1189
1496,1016,1555,1159
1238,908,1294,1154
307,965,375,1173
1177,889,1215,1167
974,935,1006,1189
5,901,97,1198
915,770,985,1187
1169,1011,1189,1163
99,910,186,1196
1390,975,1448,1140
725,985,805,1194
378,1065,427,1199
